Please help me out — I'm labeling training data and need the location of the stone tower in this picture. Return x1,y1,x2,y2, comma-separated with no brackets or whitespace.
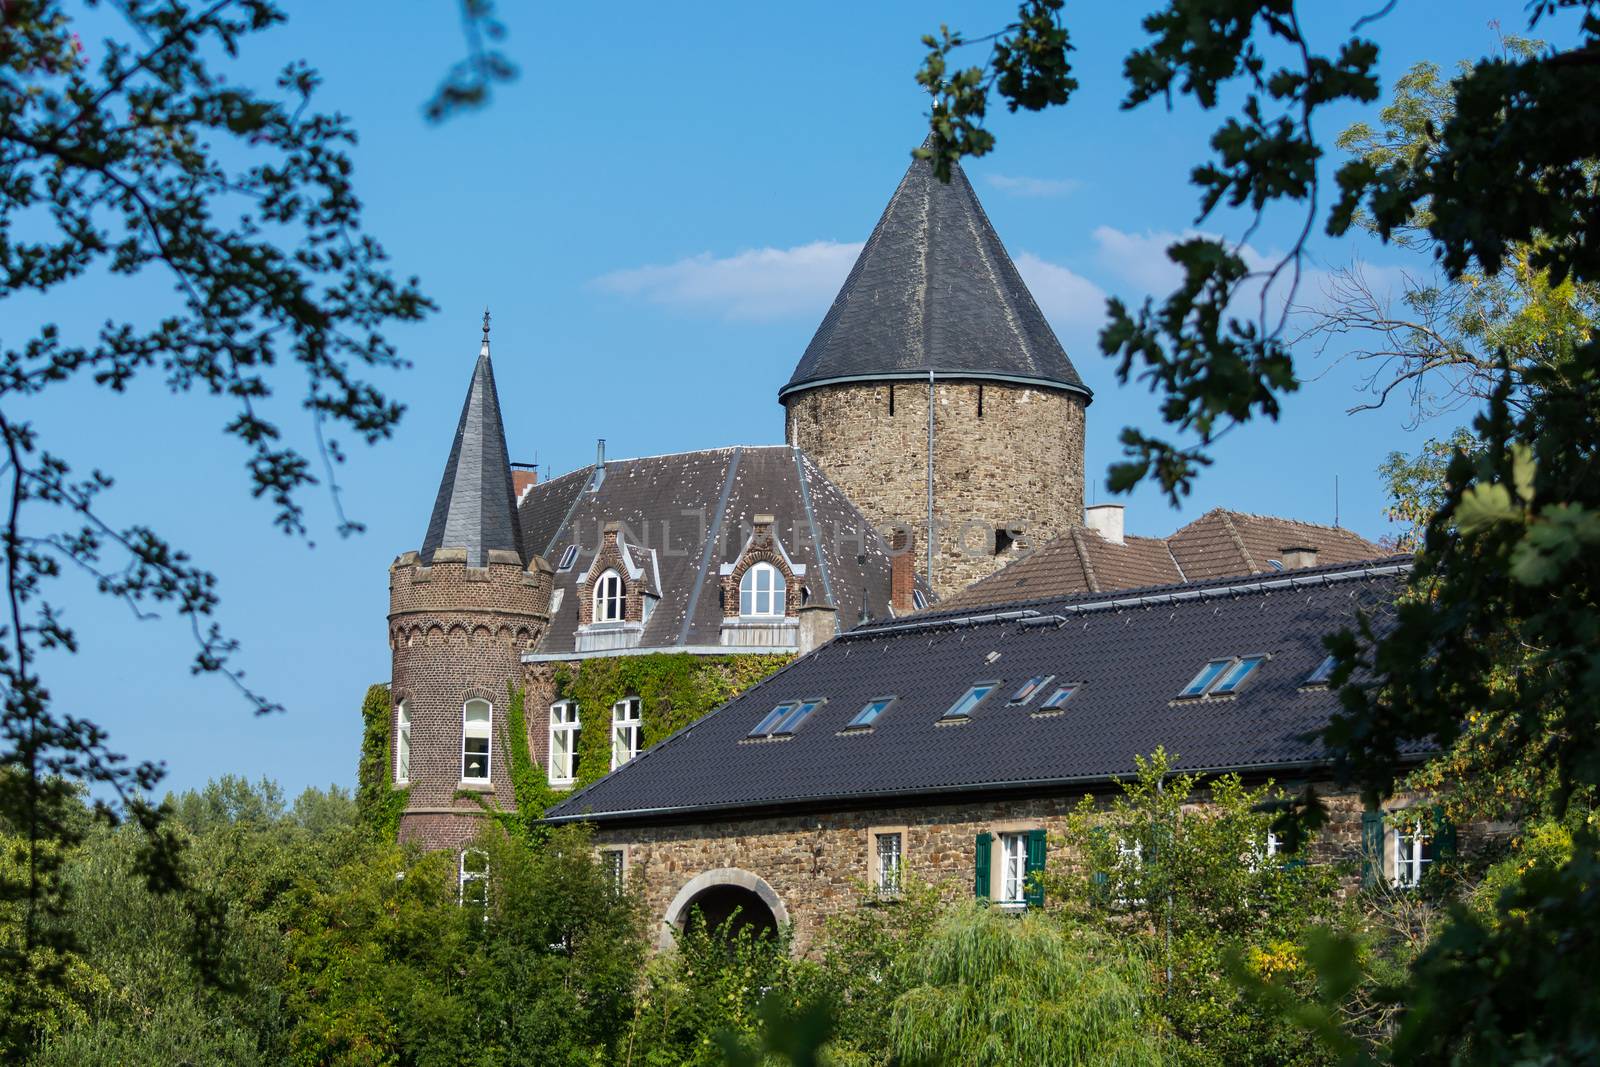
388,314,551,849
781,144,1091,598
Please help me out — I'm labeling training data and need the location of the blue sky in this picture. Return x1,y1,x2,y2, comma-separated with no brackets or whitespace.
21,2,1573,798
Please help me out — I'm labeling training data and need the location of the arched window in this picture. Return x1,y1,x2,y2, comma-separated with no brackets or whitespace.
740,562,785,617
395,700,411,785
462,699,492,782
593,569,624,623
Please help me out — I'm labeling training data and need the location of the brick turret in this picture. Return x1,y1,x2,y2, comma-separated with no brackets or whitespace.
387,313,552,849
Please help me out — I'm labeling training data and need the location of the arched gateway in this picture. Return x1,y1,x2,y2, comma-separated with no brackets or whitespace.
661,868,789,950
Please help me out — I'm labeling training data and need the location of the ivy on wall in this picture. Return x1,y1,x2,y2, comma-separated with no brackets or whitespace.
492,682,562,842
356,683,408,839
552,653,793,792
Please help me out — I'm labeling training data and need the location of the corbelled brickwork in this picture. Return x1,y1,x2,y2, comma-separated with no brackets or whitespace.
389,547,552,848
785,380,1087,597
594,784,1500,955
719,515,800,620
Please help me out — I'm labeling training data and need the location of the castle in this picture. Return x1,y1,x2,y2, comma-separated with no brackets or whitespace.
382,144,1449,945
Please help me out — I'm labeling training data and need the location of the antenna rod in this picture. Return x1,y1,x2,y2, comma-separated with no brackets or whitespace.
1334,474,1340,528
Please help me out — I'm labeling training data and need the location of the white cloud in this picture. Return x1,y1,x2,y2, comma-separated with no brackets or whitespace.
985,173,1083,198
591,240,863,320
1014,252,1107,328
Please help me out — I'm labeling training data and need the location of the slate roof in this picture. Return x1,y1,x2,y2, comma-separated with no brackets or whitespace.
519,446,920,656
780,141,1088,401
934,510,1386,613
421,330,524,566
545,558,1413,825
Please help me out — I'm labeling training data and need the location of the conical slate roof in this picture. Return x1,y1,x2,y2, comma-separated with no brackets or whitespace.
421,317,525,566
780,143,1088,401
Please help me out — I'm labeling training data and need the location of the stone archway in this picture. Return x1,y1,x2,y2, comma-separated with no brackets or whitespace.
661,867,789,951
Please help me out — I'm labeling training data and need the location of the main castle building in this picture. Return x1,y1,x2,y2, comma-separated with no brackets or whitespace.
384,144,1410,936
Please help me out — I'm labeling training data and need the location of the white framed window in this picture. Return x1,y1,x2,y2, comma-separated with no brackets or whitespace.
739,562,786,617
395,700,411,785
593,569,625,623
549,701,580,785
462,698,492,782
1247,830,1281,872
600,848,625,893
1393,826,1434,888
611,697,641,770
1000,832,1028,906
459,849,489,908
875,832,903,895
1114,837,1144,906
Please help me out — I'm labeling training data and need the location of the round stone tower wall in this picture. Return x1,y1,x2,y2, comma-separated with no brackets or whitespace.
388,547,551,850
785,380,1086,598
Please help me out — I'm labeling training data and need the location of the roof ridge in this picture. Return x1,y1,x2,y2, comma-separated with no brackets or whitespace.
1218,510,1258,573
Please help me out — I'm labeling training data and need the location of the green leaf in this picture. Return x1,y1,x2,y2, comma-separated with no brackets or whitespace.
1455,482,1517,535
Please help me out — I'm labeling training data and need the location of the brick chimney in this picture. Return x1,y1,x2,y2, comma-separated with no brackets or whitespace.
890,527,916,614
511,462,538,502
1280,545,1319,569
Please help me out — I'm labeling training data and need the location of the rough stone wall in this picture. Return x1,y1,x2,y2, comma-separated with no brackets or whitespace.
785,380,1087,597
593,782,1502,955
389,548,551,849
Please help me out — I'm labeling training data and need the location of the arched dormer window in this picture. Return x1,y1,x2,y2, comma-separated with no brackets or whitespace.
395,700,411,784
740,562,785,617
593,568,624,623
462,699,492,782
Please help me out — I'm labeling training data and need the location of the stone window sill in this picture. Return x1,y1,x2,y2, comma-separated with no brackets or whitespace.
458,779,494,792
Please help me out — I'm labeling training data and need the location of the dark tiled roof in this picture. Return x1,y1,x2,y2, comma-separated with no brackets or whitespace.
421,340,524,566
523,446,919,655
545,559,1412,824
934,511,1386,612
780,143,1087,401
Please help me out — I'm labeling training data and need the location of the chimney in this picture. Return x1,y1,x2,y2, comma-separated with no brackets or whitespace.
1280,545,1319,570
1084,504,1125,545
511,462,538,501
890,527,916,614
797,602,838,656
589,439,607,493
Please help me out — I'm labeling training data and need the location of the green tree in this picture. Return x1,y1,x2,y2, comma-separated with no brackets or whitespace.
910,4,1600,1057
888,902,1165,1067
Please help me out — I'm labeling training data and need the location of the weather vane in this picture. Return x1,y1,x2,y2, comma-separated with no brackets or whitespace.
482,307,491,341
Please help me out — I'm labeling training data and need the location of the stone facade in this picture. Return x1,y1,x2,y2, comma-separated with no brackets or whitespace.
591,783,1501,955
785,380,1087,597
388,547,552,848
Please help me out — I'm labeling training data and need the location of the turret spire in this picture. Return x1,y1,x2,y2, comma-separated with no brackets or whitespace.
420,315,524,566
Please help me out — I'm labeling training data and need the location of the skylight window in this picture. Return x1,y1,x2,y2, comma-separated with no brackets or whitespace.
1304,654,1338,686
772,699,822,735
1008,675,1056,706
749,702,796,737
1211,656,1266,694
1180,660,1232,698
1039,684,1079,711
942,682,998,720
557,544,579,572
912,589,928,611
848,697,896,728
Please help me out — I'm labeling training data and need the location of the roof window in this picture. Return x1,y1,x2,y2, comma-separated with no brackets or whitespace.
748,699,822,739
1180,655,1267,698
942,682,998,720
749,702,796,737
1008,675,1056,706
1304,654,1338,687
1039,684,1078,711
848,696,896,729
557,544,579,572
912,588,928,611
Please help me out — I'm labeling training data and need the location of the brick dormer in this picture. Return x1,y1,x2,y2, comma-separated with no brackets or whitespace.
718,514,806,649
575,521,660,652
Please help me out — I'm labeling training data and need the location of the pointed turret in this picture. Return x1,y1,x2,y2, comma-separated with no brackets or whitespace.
421,312,525,566
779,140,1088,401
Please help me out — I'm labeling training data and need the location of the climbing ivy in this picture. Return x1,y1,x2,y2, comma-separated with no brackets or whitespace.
554,653,793,791
492,682,562,843
355,684,408,839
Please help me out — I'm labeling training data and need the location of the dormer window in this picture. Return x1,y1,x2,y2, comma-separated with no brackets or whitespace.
593,569,624,623
740,562,785,617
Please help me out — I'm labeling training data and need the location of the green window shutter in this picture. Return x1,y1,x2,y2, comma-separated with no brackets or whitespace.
1089,826,1110,904
1024,828,1047,908
1432,804,1458,860
1360,810,1385,888
974,832,993,900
